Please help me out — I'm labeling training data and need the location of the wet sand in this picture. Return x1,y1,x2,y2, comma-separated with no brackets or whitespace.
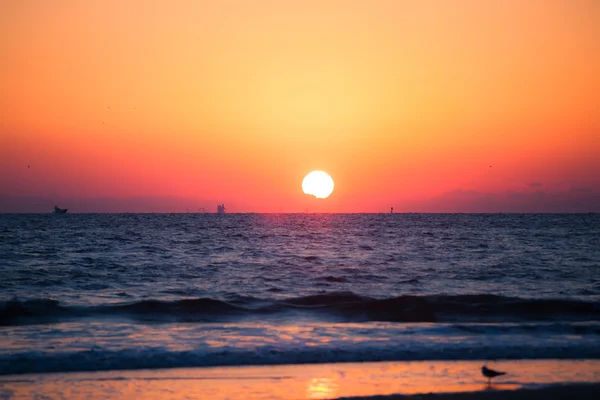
340,384,600,399
0,360,599,399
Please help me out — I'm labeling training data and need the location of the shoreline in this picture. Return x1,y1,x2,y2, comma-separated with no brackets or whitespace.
1,359,599,399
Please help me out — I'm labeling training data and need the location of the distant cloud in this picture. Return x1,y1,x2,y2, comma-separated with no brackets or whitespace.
400,188,600,213
570,187,593,193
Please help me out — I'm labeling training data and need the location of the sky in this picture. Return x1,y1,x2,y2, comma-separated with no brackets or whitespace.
1,0,599,213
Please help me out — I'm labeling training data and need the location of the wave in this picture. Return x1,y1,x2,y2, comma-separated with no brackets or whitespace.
2,339,600,376
2,292,600,326
0,298,245,325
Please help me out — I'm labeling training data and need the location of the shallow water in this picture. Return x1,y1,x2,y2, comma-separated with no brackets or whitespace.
1,213,599,374
1,360,600,400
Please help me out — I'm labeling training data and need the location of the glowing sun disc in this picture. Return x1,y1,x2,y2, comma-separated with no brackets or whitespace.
302,171,334,199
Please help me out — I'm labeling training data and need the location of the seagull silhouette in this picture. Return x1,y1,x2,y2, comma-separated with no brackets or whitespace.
482,366,506,386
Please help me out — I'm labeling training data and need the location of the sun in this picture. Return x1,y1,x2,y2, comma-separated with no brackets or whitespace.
302,171,334,199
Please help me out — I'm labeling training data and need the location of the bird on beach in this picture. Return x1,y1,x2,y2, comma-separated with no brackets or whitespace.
482,365,506,385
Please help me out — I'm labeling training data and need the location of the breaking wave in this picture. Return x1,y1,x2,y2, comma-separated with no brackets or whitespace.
2,292,599,326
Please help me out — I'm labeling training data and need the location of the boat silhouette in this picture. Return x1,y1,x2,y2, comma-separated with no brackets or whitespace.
52,206,68,214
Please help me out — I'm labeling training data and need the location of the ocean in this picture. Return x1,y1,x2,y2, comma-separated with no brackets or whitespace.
1,213,599,376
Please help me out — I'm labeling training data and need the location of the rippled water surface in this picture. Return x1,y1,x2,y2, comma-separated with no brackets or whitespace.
1,213,599,375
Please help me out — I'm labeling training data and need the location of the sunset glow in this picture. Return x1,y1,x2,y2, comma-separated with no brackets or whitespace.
1,0,598,212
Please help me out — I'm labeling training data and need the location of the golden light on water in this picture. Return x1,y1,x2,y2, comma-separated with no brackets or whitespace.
3,360,599,399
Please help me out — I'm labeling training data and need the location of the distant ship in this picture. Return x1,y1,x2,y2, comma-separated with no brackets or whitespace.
217,204,226,214
52,206,68,214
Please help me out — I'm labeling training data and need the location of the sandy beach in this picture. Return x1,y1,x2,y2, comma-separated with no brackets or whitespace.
1,360,599,399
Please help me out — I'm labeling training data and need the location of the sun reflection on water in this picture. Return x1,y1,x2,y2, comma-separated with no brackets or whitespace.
1,360,599,399
307,376,339,399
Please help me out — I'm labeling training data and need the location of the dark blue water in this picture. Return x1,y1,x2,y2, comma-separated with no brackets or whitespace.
1,214,599,375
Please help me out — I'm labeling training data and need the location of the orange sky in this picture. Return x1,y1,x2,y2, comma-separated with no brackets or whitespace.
1,0,599,212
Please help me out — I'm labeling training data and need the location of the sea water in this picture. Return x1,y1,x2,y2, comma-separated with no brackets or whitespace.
1,213,599,375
